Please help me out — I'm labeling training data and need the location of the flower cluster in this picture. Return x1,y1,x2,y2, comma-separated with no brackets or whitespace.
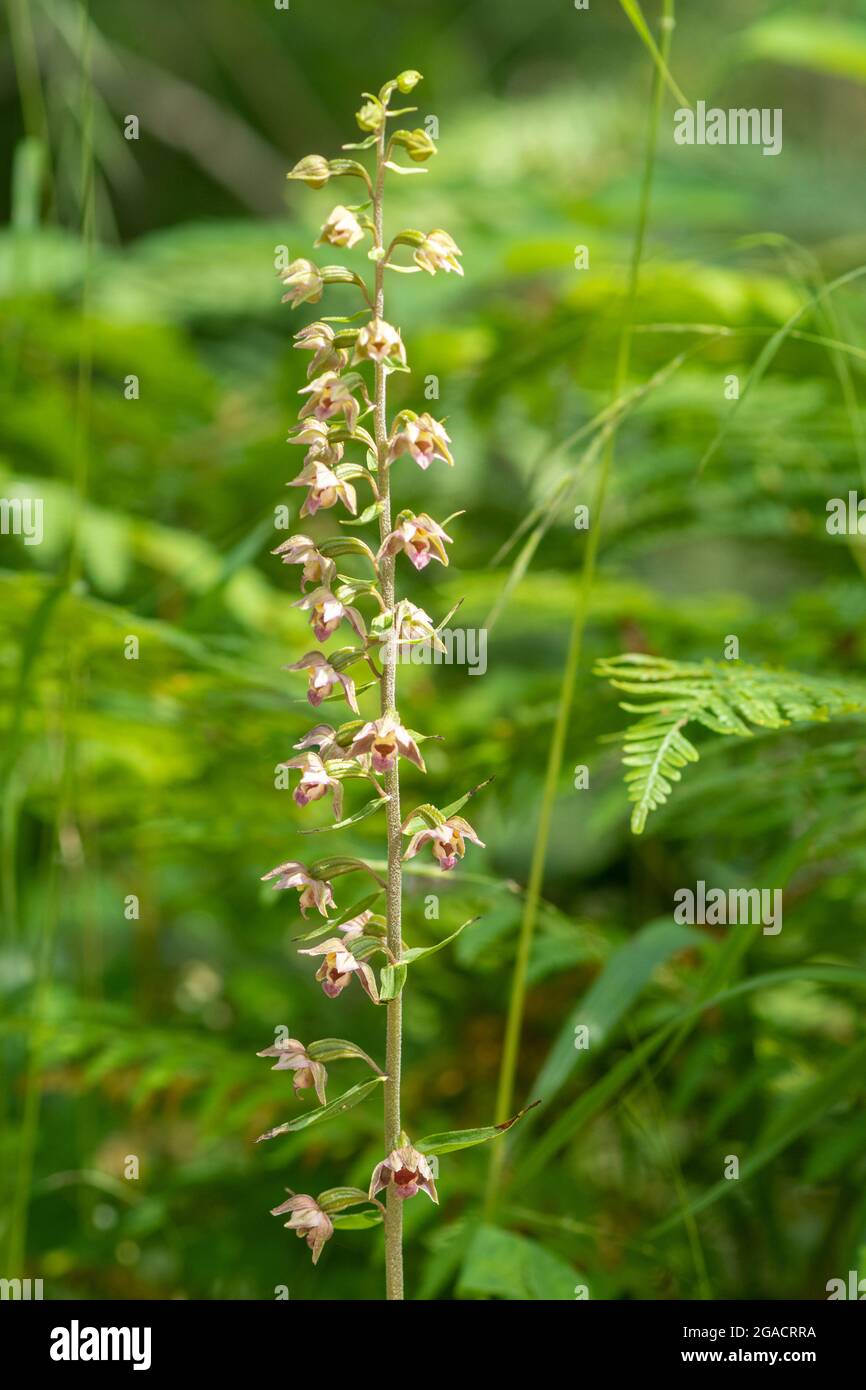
256,71,488,1290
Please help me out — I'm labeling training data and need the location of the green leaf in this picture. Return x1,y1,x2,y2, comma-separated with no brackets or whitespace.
401,778,493,835
457,1226,577,1301
254,1075,385,1143
316,1186,375,1213
596,654,866,833
618,0,689,108
306,1039,383,1073
331,1210,383,1230
292,890,384,942
416,1102,539,1156
300,794,389,835
340,501,382,527
400,916,479,966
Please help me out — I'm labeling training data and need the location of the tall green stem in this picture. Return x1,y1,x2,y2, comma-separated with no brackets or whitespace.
486,0,675,1212
372,120,404,1300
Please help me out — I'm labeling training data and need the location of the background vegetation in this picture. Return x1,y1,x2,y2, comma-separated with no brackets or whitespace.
2,0,866,1300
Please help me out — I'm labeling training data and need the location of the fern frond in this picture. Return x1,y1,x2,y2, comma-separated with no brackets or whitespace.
595,654,866,833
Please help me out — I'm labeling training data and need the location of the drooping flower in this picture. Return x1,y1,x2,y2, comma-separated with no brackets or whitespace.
414,229,463,277
368,1144,438,1203
387,411,453,469
352,317,407,368
280,751,343,817
293,723,340,755
257,1038,328,1105
391,600,447,656
279,258,324,308
293,322,347,377
284,651,359,713
294,587,365,643
378,513,452,571
316,205,364,249
271,535,337,589
288,459,357,518
287,418,343,461
348,713,425,774
298,371,361,432
286,155,331,188
298,937,378,1001
271,1193,334,1265
261,861,336,918
404,815,485,872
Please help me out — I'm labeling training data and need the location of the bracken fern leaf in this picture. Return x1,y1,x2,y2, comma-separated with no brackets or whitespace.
595,653,866,833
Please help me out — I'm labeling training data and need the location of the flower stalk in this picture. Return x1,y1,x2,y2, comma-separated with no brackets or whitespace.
372,112,406,1301
258,68,527,1302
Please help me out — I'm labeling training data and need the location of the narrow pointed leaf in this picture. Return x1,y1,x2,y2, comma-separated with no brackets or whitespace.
417,1102,540,1156
254,1075,386,1143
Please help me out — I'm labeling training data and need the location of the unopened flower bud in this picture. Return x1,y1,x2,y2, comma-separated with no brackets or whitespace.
396,70,423,94
287,155,331,189
356,97,385,133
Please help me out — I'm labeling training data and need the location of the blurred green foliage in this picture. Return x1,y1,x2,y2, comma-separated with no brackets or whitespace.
2,0,866,1301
